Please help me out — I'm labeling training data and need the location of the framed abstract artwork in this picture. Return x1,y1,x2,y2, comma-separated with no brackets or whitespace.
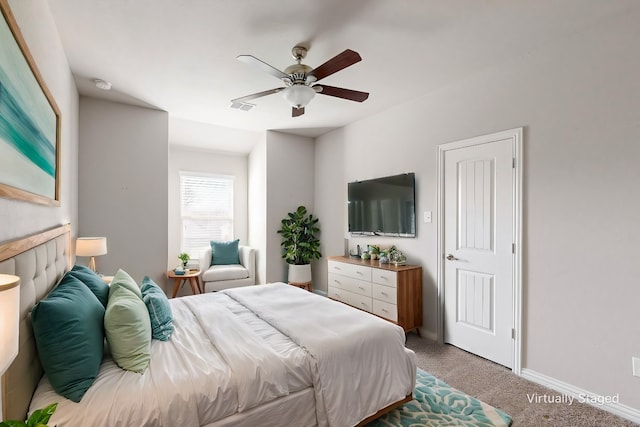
0,0,61,206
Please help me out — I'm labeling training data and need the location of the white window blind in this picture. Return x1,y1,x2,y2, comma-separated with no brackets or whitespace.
180,172,234,258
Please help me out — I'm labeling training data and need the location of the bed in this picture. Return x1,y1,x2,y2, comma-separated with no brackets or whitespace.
0,225,416,427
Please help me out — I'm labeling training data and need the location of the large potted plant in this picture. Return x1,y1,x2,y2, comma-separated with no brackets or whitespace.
277,206,321,284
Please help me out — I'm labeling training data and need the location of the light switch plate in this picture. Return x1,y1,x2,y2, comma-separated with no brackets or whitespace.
423,211,432,223
633,357,640,377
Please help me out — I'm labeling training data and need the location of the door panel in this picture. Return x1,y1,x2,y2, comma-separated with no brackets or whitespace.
444,137,514,368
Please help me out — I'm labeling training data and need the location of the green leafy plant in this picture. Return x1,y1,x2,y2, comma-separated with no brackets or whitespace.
277,206,321,265
0,403,57,427
178,252,190,266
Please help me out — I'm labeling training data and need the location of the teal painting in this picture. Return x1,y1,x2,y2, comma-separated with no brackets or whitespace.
0,1,60,205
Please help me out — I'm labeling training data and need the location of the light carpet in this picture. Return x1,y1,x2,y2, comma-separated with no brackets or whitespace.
367,369,512,427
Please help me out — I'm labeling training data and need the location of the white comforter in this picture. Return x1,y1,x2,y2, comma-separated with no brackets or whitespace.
30,283,415,427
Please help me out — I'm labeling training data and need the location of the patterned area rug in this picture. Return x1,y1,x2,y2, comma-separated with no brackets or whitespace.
367,369,512,427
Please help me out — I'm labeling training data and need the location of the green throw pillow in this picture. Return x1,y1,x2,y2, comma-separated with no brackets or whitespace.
31,274,105,402
140,276,174,341
69,264,109,307
109,268,142,299
210,239,240,265
104,285,152,373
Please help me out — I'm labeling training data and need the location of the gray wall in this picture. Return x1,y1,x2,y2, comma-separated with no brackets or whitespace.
0,0,78,243
78,97,168,286
315,7,640,413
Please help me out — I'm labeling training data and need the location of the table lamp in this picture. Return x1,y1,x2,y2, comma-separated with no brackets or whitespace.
76,237,108,272
0,274,20,421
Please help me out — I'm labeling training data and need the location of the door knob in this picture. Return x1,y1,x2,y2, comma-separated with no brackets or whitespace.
446,254,458,261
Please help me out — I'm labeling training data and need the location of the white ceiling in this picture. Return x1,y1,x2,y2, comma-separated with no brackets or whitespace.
47,0,634,151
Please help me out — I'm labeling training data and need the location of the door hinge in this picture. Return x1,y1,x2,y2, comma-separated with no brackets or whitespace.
511,328,516,339
512,158,516,168
512,243,515,253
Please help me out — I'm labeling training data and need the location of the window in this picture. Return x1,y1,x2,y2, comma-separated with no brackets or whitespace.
180,172,234,258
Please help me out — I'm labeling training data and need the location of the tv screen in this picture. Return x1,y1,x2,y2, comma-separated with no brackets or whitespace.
348,173,416,237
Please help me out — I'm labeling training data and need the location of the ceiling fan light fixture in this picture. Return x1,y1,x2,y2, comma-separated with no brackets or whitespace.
282,84,315,109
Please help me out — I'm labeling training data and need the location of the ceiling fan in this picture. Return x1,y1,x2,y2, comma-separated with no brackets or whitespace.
231,45,369,117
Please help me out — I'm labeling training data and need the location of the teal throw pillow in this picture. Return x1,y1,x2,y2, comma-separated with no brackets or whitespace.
140,276,174,341
69,264,109,307
104,285,152,373
109,268,142,299
210,239,240,265
31,274,105,402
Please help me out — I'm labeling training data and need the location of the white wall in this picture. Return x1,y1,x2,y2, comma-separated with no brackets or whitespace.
248,136,267,284
0,0,78,243
167,145,248,267
248,131,315,284
315,7,640,413
78,97,168,286
265,131,315,283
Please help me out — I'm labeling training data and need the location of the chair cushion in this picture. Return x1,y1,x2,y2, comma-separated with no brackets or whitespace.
202,264,249,282
31,274,105,402
210,239,240,265
140,276,174,341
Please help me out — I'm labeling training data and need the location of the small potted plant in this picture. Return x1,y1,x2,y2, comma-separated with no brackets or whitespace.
277,206,321,284
178,252,190,269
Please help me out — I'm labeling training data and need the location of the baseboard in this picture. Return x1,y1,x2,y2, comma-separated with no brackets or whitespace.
521,368,640,424
420,328,437,341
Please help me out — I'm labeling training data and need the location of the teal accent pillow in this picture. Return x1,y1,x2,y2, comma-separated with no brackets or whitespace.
31,274,104,402
140,276,174,341
109,268,142,300
210,239,240,265
69,264,109,307
104,285,152,373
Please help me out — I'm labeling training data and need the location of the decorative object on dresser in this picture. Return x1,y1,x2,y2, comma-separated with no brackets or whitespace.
277,206,321,291
328,256,423,335
75,236,107,272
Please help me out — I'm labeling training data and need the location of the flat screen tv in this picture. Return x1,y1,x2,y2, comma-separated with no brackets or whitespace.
348,172,416,237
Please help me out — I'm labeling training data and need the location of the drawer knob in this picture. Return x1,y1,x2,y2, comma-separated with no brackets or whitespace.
380,276,387,280
381,292,388,296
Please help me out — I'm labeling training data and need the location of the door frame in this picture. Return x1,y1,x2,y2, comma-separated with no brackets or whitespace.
436,127,523,374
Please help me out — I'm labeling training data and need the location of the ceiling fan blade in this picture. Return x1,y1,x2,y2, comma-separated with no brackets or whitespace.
231,87,285,104
315,85,369,102
237,55,290,81
292,107,305,117
310,49,362,82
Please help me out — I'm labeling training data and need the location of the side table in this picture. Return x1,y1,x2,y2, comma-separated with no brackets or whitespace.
167,269,202,298
289,281,312,292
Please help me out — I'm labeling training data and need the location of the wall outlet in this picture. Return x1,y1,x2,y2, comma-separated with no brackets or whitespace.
633,357,640,377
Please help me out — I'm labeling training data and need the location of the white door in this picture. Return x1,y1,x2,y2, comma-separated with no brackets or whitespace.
442,134,516,368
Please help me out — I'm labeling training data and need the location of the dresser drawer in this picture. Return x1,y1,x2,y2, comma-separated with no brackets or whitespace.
373,283,397,304
328,273,371,297
372,269,397,287
329,286,373,312
328,260,372,282
373,299,398,322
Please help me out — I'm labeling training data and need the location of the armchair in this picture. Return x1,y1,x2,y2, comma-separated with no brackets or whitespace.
198,245,256,292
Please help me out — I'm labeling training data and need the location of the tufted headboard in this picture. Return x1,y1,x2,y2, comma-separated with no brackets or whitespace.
0,224,71,421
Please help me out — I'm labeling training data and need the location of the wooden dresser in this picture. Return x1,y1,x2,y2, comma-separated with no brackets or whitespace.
327,256,423,335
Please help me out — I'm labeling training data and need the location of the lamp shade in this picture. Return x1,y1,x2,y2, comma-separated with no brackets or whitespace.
0,274,20,375
76,237,108,257
282,84,316,109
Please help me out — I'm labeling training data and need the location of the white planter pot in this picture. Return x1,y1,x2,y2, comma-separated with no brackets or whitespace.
288,264,312,283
